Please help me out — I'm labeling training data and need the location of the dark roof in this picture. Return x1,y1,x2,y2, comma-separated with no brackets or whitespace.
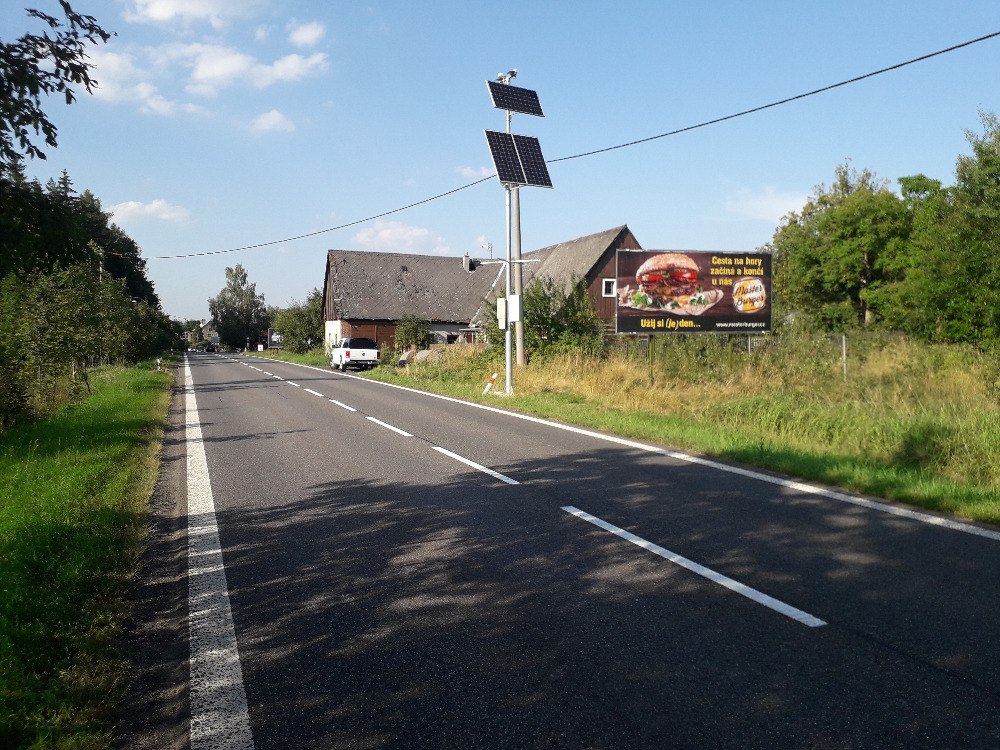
519,225,632,293
324,225,637,325
325,250,498,322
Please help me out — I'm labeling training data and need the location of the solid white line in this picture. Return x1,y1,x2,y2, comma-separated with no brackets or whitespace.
432,446,520,485
304,388,324,397
183,358,256,749
562,505,826,628
366,416,412,437
329,399,357,412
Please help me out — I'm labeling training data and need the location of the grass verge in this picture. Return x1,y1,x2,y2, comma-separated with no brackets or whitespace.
0,360,174,749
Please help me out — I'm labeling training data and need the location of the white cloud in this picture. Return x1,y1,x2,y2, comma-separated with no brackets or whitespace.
89,49,207,116
254,52,328,87
724,186,807,223
456,166,494,179
157,44,328,95
288,20,325,47
252,109,295,132
353,221,450,256
111,199,191,224
124,0,262,29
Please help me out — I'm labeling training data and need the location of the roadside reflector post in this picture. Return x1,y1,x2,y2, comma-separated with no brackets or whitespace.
483,372,498,395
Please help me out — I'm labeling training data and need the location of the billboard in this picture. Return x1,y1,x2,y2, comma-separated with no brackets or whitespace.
267,328,283,349
616,250,772,334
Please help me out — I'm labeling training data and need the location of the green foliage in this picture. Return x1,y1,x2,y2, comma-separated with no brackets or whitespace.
207,265,272,348
922,110,1000,343
0,263,172,429
767,162,910,329
272,288,323,354
767,112,1000,345
393,313,430,351
0,164,158,308
522,275,604,356
0,2,113,166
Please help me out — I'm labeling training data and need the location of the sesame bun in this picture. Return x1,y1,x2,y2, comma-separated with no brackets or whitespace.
635,253,699,282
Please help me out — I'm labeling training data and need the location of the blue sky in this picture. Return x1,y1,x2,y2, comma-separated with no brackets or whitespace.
5,0,999,322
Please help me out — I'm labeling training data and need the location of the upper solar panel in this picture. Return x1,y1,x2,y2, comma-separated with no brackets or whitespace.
487,80,545,117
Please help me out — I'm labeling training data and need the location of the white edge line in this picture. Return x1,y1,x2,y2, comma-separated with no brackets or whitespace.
366,416,412,437
562,505,826,628
245,358,1000,544
183,357,256,748
329,399,357,412
433,446,519,485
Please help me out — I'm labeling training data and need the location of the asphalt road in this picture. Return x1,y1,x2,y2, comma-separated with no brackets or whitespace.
116,352,1000,750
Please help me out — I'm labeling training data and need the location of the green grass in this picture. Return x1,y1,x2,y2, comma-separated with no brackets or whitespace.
244,348,329,367
360,340,1000,527
0,360,173,749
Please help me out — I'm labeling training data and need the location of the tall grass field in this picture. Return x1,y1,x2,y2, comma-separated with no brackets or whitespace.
0,362,172,749
357,333,1000,526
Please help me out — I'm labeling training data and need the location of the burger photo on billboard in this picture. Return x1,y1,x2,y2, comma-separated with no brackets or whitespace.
633,253,702,309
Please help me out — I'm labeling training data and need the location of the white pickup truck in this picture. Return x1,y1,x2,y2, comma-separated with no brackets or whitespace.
330,337,380,371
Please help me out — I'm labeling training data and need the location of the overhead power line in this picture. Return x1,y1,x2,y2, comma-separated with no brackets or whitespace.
149,31,1000,260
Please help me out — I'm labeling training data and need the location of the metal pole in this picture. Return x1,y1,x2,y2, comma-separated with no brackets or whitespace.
842,334,847,380
504,185,513,394
512,186,525,366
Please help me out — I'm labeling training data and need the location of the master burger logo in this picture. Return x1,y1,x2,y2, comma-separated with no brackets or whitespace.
733,277,766,313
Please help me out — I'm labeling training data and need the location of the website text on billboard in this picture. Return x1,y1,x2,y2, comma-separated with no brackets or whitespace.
615,250,772,334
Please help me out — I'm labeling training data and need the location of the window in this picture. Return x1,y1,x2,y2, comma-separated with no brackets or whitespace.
602,278,617,297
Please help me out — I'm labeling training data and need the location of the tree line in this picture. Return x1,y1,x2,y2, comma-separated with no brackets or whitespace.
767,111,1000,344
0,161,178,427
0,3,181,427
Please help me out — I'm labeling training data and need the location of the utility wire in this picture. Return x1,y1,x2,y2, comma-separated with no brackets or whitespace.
549,30,1000,163
148,175,495,259
149,31,999,260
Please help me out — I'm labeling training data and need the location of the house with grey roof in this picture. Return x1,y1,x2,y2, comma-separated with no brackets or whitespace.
320,225,641,351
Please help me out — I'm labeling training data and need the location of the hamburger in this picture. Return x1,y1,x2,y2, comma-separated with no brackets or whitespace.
634,253,701,308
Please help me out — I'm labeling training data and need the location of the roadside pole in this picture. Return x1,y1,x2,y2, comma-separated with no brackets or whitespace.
513,185,526,367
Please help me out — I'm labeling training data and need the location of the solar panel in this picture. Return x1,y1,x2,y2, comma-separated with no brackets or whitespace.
512,134,552,188
487,80,545,117
484,130,525,184
484,130,553,188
